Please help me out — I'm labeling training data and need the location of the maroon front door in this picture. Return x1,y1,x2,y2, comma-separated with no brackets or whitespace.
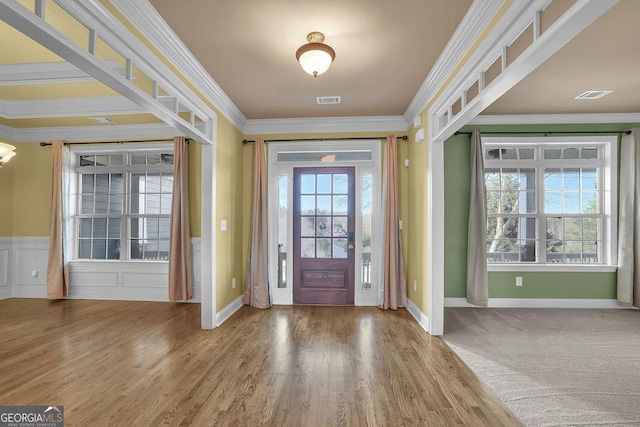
293,167,356,305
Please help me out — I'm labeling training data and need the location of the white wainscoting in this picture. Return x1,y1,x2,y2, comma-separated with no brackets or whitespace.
3,237,202,302
0,239,11,300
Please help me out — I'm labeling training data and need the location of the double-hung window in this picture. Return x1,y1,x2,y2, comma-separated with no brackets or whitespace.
484,136,617,268
72,144,174,261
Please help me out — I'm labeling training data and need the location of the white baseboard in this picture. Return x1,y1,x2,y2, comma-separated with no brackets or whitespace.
407,298,429,333
215,295,244,326
445,297,626,309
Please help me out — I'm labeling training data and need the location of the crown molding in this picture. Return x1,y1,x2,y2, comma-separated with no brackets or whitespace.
471,113,640,125
110,0,247,132
0,95,187,119
0,59,130,86
0,123,17,141
243,116,408,136
403,0,505,124
0,122,197,143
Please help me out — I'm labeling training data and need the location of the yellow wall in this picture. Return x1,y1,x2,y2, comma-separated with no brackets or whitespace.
215,116,245,311
403,0,514,316
240,131,408,293
0,142,15,236
11,142,52,236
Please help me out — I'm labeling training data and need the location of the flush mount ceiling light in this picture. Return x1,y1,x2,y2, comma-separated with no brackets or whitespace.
0,142,16,167
296,32,335,77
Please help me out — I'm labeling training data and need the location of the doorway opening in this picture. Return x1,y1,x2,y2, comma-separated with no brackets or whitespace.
268,140,382,305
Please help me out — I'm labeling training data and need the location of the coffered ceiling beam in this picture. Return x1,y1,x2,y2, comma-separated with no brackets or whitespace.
429,0,620,143
0,0,213,145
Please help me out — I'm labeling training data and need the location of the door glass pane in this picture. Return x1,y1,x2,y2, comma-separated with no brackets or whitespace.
301,217,315,237
362,174,372,289
333,195,348,215
301,175,315,194
333,238,347,258
317,174,331,193
300,196,315,214
333,217,348,237
301,238,315,258
316,238,331,258
316,196,331,214
316,217,331,236
333,174,348,194
278,175,288,288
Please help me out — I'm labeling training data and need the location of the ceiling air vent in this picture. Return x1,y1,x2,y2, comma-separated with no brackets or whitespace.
316,96,341,105
89,117,117,124
574,90,612,100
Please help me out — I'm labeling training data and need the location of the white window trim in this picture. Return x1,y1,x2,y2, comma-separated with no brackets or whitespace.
483,136,618,272
68,142,174,265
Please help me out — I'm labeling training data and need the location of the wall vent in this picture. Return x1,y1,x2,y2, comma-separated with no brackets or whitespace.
575,90,612,100
316,96,341,105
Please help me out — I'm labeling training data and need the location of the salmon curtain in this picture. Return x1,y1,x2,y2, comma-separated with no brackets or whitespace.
244,137,271,308
46,141,69,299
379,135,407,310
168,136,193,301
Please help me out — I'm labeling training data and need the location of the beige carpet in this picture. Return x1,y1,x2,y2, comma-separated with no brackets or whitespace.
443,308,640,427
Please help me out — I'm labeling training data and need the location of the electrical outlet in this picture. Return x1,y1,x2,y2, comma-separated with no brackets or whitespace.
413,280,417,292
516,276,523,287
232,277,237,288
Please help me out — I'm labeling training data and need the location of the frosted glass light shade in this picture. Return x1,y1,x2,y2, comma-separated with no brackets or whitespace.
0,142,16,166
295,32,335,77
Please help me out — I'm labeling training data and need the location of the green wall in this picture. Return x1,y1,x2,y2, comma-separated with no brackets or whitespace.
444,123,638,299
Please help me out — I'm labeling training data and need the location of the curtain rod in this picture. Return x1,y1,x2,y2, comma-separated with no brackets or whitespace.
39,139,189,147
242,135,408,144
454,130,631,137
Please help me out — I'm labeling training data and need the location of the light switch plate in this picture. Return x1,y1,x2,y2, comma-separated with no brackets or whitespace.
220,220,227,231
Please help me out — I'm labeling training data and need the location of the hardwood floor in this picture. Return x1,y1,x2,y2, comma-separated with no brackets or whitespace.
0,299,521,426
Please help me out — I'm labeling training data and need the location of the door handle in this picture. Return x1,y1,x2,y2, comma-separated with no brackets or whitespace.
348,232,354,250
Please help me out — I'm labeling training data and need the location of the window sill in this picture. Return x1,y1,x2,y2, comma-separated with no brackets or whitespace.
488,264,617,273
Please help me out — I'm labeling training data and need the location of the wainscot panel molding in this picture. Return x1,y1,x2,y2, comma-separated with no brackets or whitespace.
6,237,201,302
444,298,627,309
407,298,429,333
0,238,10,300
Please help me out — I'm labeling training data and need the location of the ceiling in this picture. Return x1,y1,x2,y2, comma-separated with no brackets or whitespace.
484,0,640,116
0,0,638,138
148,0,473,119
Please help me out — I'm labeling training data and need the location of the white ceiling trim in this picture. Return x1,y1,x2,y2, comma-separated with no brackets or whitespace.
0,122,192,143
430,0,620,143
0,59,132,85
243,116,408,136
0,96,188,119
471,113,640,125
403,0,505,125
0,0,213,144
110,0,247,131
64,0,216,123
